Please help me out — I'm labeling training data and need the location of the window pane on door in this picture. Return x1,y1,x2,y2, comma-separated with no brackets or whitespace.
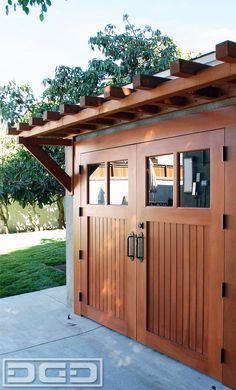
147,154,174,207
109,160,128,205
179,149,210,208
88,163,105,205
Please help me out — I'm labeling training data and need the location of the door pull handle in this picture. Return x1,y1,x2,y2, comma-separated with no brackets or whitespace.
127,232,135,260
136,232,144,262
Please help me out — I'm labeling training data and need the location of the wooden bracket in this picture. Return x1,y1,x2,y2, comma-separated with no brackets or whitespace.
19,138,72,193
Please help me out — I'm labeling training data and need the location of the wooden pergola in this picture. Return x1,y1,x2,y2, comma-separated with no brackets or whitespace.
7,40,236,192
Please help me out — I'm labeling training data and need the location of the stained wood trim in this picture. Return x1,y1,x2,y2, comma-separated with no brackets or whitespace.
20,60,236,138
74,96,236,142
20,140,72,192
104,85,134,100
17,136,72,146
133,74,169,90
43,111,62,121
170,59,209,78
80,96,105,108
17,123,33,131
6,127,19,135
216,40,236,63
60,104,82,115
29,117,45,126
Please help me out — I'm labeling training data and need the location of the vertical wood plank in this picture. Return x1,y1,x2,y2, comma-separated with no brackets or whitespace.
92,217,96,308
119,219,125,320
176,224,183,345
159,221,165,337
107,218,112,314
88,217,92,306
116,219,120,318
189,225,197,351
170,223,177,343
148,222,154,333
100,217,104,312
104,217,108,313
183,224,190,349
164,222,171,340
95,217,100,310
112,218,116,315
196,225,204,354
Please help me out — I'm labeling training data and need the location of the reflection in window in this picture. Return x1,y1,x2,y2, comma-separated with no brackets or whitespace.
147,154,174,207
179,150,210,208
109,160,128,205
88,163,105,204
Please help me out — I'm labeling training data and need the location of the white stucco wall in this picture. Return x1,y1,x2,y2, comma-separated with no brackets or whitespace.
0,201,59,233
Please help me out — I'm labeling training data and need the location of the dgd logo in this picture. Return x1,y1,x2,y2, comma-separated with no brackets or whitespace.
3,358,103,387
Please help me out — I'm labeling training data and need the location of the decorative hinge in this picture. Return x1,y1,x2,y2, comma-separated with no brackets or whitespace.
222,146,228,162
221,214,227,230
78,250,83,260
78,292,82,302
78,207,83,217
78,165,83,175
220,348,225,364
221,282,227,298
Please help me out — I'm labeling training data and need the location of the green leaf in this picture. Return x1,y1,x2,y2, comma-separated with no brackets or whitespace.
39,13,44,21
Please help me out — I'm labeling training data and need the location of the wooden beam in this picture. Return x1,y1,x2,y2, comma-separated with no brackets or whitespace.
87,118,116,126
17,123,33,131
20,140,72,192
17,136,72,146
19,61,236,138
135,104,161,115
6,127,19,135
132,74,169,90
80,96,105,108
162,95,190,107
29,117,45,126
43,111,62,121
108,111,138,121
59,104,82,115
170,59,209,78
68,123,98,132
194,86,223,99
216,40,236,63
104,85,134,100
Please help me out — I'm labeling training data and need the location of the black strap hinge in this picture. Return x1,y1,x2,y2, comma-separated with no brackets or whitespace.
78,292,82,302
221,214,227,230
222,146,228,162
220,348,225,364
221,282,227,298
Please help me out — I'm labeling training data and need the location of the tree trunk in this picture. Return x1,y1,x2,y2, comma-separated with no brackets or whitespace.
0,202,9,233
56,197,65,229
28,204,40,231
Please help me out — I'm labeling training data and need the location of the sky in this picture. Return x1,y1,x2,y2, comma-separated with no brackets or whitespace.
0,0,235,96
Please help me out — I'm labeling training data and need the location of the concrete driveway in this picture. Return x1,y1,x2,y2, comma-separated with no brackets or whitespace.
0,287,229,390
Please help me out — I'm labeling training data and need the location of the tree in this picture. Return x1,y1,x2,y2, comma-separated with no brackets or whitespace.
0,82,66,230
0,17,183,231
43,15,181,103
4,0,53,21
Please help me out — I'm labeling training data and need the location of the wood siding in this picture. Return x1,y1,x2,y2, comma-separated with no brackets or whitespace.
87,216,126,321
147,221,207,356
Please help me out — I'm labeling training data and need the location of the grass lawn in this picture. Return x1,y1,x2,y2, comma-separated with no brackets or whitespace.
0,238,66,298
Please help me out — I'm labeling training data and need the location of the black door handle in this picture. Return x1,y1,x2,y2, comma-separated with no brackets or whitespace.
136,232,144,262
127,232,135,260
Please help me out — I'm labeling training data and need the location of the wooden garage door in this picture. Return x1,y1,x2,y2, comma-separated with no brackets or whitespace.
79,145,137,339
136,130,225,380
76,129,224,381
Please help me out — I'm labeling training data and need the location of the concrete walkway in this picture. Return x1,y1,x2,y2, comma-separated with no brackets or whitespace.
0,287,229,390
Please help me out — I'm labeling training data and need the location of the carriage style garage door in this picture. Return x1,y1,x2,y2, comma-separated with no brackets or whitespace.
78,129,225,381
